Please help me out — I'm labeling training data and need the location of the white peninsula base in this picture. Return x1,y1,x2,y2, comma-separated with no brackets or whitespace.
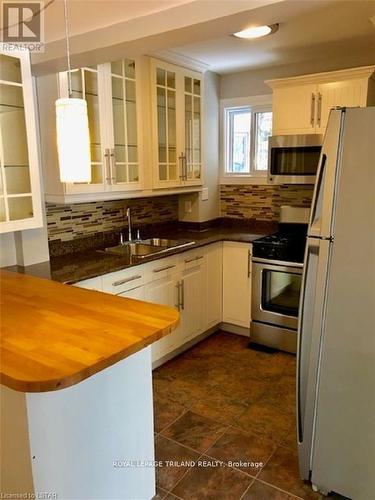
1,346,156,500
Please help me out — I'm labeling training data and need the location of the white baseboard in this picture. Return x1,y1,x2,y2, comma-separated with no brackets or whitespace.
220,322,250,337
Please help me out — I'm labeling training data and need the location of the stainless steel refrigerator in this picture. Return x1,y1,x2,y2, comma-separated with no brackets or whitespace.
297,107,375,499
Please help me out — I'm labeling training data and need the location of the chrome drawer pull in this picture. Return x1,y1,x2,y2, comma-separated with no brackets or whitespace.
112,275,142,286
153,264,176,273
185,255,203,264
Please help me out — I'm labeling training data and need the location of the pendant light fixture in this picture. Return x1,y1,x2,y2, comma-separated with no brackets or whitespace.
55,0,91,183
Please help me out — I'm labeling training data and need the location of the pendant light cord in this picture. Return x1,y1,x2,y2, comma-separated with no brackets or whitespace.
63,0,73,97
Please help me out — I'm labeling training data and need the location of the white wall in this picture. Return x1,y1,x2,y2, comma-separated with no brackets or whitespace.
220,52,375,99
0,233,17,267
179,70,220,222
0,226,50,268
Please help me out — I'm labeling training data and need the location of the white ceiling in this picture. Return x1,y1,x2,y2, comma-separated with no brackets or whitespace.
32,0,375,75
43,0,195,42
168,0,375,74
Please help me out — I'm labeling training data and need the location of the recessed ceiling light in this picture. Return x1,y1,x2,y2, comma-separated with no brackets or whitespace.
233,24,279,39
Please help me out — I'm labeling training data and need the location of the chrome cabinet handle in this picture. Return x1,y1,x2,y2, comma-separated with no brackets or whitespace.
110,148,116,183
175,281,181,310
153,264,176,273
104,148,112,184
310,93,315,127
112,275,142,286
183,154,188,181
247,249,252,278
181,279,185,310
185,255,203,264
317,92,322,128
178,153,185,180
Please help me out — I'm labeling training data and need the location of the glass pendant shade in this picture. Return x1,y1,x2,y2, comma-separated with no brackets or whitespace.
55,97,91,183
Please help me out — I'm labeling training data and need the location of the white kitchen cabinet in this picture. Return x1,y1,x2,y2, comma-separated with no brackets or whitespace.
73,276,102,291
180,249,207,342
145,272,181,362
39,58,143,202
271,83,317,136
315,79,373,133
102,266,144,295
206,242,223,328
150,58,203,189
268,66,375,135
0,47,43,233
222,242,251,328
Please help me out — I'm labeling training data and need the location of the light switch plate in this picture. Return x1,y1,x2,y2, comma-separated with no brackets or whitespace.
201,188,209,201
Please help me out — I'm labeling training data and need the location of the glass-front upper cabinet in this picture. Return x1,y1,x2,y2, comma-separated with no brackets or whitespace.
184,74,202,183
58,58,142,195
150,59,203,188
107,59,141,191
0,47,43,233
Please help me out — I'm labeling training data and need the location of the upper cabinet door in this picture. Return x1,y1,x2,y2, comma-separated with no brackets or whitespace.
106,59,143,191
151,59,181,188
183,73,203,186
315,79,370,134
59,66,107,193
150,59,204,189
0,48,43,233
272,84,318,135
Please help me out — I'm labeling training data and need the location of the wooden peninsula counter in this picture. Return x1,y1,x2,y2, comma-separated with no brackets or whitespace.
0,270,179,499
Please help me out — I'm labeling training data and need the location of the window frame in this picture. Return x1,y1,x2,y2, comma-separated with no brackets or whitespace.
220,95,273,185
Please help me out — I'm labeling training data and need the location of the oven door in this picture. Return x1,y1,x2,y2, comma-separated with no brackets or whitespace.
252,259,303,329
268,134,323,185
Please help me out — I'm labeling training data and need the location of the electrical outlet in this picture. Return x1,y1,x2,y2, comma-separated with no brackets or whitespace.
201,188,209,201
185,200,192,214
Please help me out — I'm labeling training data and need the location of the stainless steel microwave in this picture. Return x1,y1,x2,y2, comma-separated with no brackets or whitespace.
268,134,323,185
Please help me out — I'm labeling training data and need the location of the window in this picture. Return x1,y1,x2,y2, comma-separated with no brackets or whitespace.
222,98,272,178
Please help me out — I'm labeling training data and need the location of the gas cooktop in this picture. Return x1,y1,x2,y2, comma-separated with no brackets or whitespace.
252,223,307,263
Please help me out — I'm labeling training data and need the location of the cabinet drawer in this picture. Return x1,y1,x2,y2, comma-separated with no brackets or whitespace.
143,255,179,283
74,276,103,291
180,248,206,271
102,266,144,295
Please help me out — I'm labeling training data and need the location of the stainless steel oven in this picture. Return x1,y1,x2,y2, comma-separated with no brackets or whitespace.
251,258,303,353
268,134,323,185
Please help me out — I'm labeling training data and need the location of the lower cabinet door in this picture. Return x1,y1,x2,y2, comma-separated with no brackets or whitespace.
206,242,223,328
222,242,251,328
180,260,207,342
145,274,181,362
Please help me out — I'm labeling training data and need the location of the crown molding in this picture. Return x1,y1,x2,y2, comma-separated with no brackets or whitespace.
266,65,375,89
151,49,211,73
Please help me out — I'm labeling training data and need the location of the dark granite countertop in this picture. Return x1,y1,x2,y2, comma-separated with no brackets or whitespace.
8,220,276,285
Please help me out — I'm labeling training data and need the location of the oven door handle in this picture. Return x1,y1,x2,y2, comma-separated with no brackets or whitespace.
252,259,304,273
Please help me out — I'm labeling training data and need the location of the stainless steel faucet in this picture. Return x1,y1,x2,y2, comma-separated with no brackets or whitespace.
126,207,132,242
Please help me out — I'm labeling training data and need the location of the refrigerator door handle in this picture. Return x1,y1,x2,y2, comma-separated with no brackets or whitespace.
309,154,326,233
297,237,331,480
297,240,318,445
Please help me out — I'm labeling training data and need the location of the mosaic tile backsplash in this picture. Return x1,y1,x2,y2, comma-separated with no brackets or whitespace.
220,184,314,221
46,196,179,242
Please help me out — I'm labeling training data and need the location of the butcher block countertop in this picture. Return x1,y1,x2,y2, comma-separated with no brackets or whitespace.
0,270,179,393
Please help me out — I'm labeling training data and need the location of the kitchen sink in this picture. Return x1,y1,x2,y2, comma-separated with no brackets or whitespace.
100,238,195,258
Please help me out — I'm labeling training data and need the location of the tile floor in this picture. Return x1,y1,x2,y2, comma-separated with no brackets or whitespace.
152,331,337,500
